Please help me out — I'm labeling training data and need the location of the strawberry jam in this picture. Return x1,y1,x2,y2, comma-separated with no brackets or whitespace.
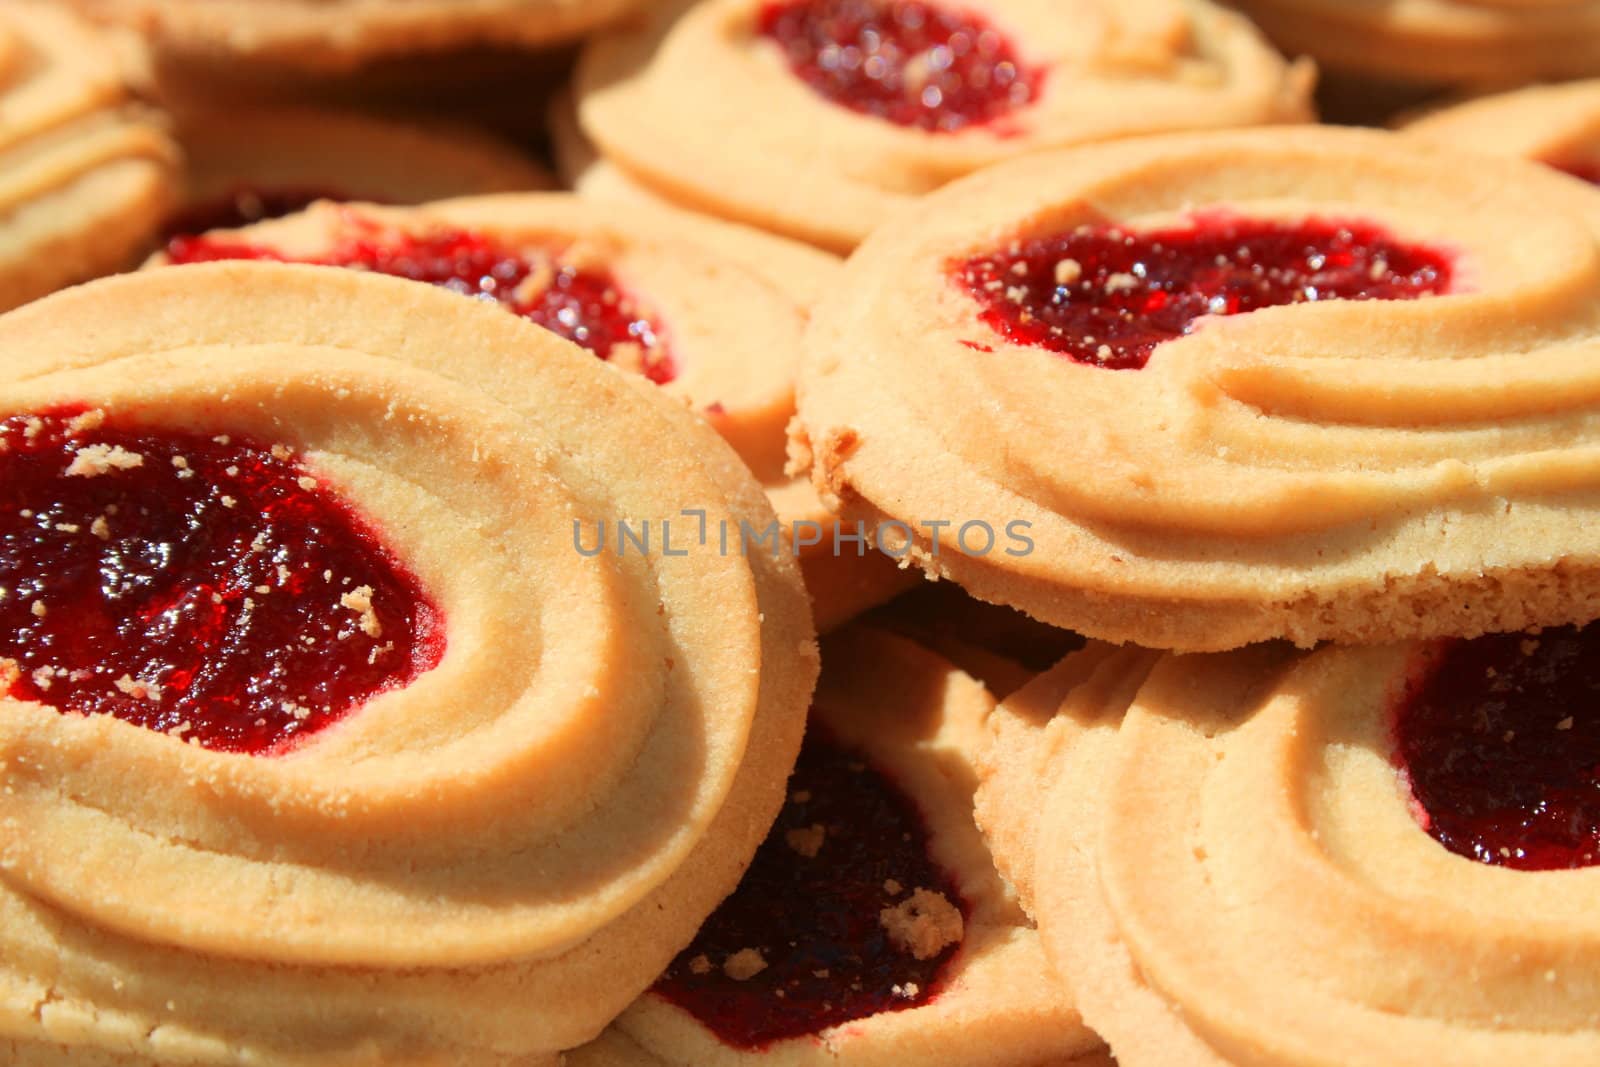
756,0,1040,133
1550,158,1600,185
1393,625,1600,870
956,213,1454,370
163,185,351,241
165,224,675,384
0,409,442,755
653,728,966,1048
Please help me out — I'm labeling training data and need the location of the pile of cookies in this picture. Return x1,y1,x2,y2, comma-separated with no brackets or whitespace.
3,1,1600,1064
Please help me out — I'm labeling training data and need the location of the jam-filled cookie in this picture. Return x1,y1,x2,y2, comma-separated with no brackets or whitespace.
0,262,817,1063
1231,0,1600,87
576,0,1313,251
157,195,910,629
796,125,1600,651
983,628,1600,1065
571,628,1109,1066
1403,80,1600,184
69,0,646,73
0,3,178,312
164,105,551,239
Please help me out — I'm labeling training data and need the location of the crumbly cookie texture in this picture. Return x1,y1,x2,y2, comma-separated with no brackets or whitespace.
577,628,1110,1067
797,125,1600,651
68,0,646,72
156,194,909,630
577,0,1312,251
1014,639,1600,1065
0,263,817,1064
0,3,179,312
1231,0,1600,87
1402,79,1600,174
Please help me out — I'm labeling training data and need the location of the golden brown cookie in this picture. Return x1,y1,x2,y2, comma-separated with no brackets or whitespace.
996,624,1600,1065
797,125,1600,651
1231,0,1600,87
155,194,910,629
164,104,551,238
0,262,817,1064
572,628,1108,1067
1403,79,1600,182
576,0,1313,251
69,0,646,73
0,2,178,312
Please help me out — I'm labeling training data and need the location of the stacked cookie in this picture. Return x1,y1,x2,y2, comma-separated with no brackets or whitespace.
6,1,1600,1065
792,121,1600,1065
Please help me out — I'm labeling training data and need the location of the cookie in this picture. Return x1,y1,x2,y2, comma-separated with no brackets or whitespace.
576,0,1313,251
157,195,911,629
1403,80,1600,183
0,262,817,1063
796,125,1600,651
989,627,1600,1064
0,3,179,312
164,104,551,238
865,579,1088,699
1231,0,1600,87
69,0,645,73
573,628,1109,1066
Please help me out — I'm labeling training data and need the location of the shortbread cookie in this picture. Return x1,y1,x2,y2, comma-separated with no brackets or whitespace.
974,641,1162,913
867,579,1087,698
797,125,1600,651
577,0,1313,251
573,628,1109,1067
165,104,550,238
0,3,178,312
0,262,817,1064
1001,627,1600,1065
1403,80,1600,183
69,0,646,73
1231,0,1600,86
158,195,908,629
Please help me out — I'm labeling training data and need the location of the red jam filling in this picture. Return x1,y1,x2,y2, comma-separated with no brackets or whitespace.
653,729,967,1048
756,0,1040,133
1393,625,1600,870
0,409,443,755
1549,158,1600,185
956,213,1454,370
165,225,676,384
162,185,353,242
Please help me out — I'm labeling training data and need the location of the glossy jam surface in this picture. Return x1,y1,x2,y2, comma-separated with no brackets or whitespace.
163,185,351,241
956,213,1454,370
0,410,442,755
653,729,966,1048
166,224,675,383
756,0,1040,132
1393,625,1600,870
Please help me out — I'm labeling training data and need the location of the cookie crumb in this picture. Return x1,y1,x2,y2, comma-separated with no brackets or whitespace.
339,585,383,638
113,674,161,703
722,948,767,981
785,823,826,858
66,444,144,477
1054,258,1082,285
687,954,712,976
879,888,964,961
67,409,107,435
